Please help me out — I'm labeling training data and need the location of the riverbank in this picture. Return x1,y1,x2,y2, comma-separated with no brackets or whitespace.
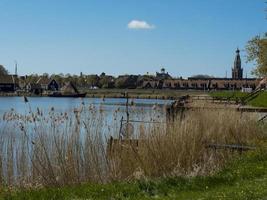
83,89,206,99
0,89,206,99
3,145,267,200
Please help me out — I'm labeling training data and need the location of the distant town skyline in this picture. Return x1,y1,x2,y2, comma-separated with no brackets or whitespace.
0,0,266,78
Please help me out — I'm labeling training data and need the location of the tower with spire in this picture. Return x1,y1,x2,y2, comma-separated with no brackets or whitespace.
232,48,243,79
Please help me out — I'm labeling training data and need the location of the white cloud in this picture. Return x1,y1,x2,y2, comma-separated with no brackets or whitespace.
127,20,155,30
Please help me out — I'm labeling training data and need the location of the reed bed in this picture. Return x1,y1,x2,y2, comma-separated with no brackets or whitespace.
0,102,264,188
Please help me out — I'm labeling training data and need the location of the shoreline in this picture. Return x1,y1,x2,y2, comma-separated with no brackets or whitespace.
0,93,180,100
0,89,206,100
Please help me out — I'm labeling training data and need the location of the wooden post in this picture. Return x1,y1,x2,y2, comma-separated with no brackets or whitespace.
119,116,123,139
125,92,130,139
126,92,129,124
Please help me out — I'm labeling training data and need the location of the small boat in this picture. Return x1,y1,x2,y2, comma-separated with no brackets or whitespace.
48,82,86,98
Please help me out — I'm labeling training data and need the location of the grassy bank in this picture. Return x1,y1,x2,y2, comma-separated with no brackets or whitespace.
210,91,267,107
0,89,205,99
3,146,267,200
81,89,205,99
209,91,247,99
249,91,267,107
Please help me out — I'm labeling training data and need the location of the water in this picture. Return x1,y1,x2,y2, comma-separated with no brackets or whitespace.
0,97,172,113
0,97,173,182
0,97,173,138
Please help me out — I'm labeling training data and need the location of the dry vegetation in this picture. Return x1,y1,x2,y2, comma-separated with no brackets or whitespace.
110,110,264,180
0,102,264,189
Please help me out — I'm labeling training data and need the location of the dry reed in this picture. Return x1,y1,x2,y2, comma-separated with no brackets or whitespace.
0,103,264,188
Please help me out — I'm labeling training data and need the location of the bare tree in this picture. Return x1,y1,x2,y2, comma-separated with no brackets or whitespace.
0,65,8,75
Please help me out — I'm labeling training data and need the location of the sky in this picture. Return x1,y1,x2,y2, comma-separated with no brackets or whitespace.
0,0,266,78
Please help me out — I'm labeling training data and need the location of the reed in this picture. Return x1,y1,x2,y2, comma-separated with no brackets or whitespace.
0,102,264,188
109,109,264,180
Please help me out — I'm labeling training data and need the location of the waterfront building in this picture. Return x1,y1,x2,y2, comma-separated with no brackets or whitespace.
0,75,18,92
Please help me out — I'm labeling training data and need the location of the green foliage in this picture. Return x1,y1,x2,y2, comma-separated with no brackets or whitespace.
246,34,267,77
0,65,8,75
86,75,99,87
99,76,112,88
114,76,138,89
115,77,126,88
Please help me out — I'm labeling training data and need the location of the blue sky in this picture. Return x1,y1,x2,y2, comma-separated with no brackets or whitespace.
0,0,266,77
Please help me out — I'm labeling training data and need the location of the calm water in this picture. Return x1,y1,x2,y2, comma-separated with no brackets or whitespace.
0,97,173,182
0,97,172,113
0,97,173,137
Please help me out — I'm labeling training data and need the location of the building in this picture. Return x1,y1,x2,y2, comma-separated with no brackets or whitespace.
36,77,59,91
0,75,19,92
232,48,243,79
26,83,43,95
25,76,59,94
142,49,263,90
142,78,261,90
156,68,172,80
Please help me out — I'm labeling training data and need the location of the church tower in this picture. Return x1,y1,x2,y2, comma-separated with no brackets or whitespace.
232,48,243,79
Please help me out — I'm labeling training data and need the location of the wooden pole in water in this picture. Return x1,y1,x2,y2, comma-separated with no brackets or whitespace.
126,92,130,138
119,116,123,139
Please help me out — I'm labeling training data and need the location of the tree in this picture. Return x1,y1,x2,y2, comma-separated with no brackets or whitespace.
115,77,126,88
0,65,8,75
246,34,267,77
86,75,99,87
100,72,106,77
115,75,138,89
99,76,114,88
42,73,49,78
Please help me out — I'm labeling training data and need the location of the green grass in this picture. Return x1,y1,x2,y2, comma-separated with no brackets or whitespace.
249,92,267,107
210,91,267,107
210,91,247,99
3,146,267,200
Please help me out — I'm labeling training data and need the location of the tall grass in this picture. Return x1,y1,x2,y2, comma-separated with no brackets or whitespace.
0,102,264,188
109,109,264,180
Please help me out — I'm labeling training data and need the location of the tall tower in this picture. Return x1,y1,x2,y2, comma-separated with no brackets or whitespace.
232,48,243,79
